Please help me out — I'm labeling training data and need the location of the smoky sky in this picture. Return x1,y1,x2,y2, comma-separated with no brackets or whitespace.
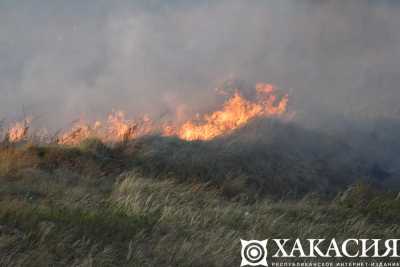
1,0,400,128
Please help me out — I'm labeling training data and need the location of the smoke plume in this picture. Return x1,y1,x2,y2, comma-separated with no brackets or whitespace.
1,0,400,129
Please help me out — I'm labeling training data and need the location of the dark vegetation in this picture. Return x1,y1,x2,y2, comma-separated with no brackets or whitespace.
0,118,399,266
130,119,398,198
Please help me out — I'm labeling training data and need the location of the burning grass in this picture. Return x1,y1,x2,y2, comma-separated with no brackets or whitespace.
0,88,399,265
0,118,395,199
1,83,290,146
169,83,289,141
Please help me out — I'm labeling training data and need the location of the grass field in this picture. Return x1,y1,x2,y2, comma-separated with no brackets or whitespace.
0,133,399,266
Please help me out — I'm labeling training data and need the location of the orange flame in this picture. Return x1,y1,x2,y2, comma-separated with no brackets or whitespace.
58,111,154,145
166,83,289,140
58,120,95,145
5,82,290,145
7,118,32,143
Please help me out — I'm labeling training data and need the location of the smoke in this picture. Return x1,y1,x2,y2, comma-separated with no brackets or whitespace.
1,0,400,129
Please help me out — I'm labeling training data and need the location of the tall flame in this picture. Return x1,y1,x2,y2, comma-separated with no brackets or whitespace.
166,83,289,141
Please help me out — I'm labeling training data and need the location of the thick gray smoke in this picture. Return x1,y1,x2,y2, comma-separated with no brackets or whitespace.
1,0,400,129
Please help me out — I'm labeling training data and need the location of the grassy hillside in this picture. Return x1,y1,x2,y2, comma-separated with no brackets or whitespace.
0,134,400,266
128,119,395,198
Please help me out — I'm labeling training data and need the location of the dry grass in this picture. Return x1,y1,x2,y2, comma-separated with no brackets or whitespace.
0,140,399,266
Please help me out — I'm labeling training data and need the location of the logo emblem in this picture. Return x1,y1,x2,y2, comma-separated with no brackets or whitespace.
241,239,268,266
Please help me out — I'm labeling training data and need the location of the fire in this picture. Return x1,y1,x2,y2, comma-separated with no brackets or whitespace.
6,118,32,143
3,82,290,145
58,120,95,145
58,111,154,145
166,83,289,141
